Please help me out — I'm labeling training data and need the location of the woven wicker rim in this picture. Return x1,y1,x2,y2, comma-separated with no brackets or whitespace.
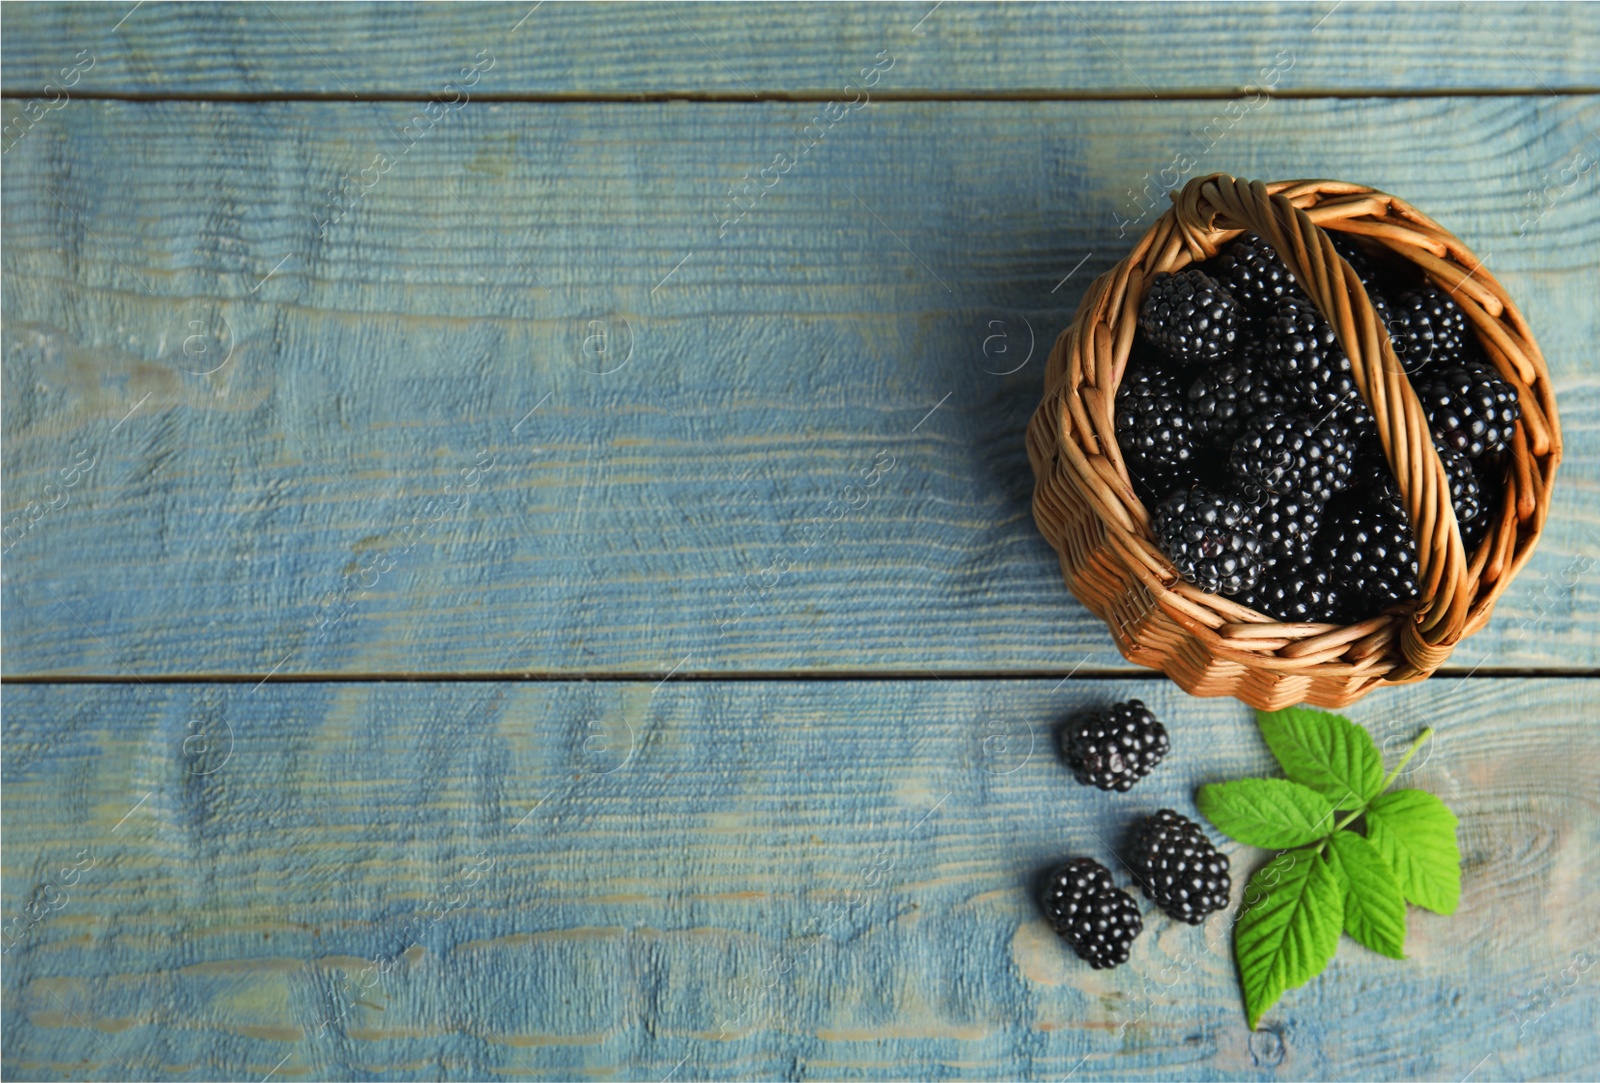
1028,174,1562,707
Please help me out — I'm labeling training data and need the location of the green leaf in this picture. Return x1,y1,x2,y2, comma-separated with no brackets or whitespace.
1325,830,1407,959
1198,778,1338,849
1365,789,1461,915
1256,707,1384,809
1235,848,1343,1029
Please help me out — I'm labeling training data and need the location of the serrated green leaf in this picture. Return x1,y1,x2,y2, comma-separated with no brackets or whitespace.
1256,707,1384,809
1365,789,1461,915
1198,778,1338,848
1325,830,1407,959
1235,848,1343,1029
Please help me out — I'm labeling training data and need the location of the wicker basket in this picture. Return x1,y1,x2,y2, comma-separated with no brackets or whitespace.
1027,174,1562,709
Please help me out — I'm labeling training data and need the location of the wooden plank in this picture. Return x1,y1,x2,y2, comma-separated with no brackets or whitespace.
2,2,1598,98
3,678,1596,1078
2,97,1598,678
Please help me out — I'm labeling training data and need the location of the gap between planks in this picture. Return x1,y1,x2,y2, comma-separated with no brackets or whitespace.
2,87,1597,104
3,667,1598,685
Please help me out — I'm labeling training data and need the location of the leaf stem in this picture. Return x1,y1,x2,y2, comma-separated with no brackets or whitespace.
1325,727,1434,837
1380,726,1433,791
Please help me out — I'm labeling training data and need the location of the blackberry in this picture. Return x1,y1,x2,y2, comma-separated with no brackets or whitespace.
1320,485,1419,617
1060,699,1170,792
1131,810,1232,925
1330,231,1384,287
1140,269,1242,365
1349,438,1392,487
1355,440,1486,550
1041,857,1116,930
1229,410,1355,506
1464,454,1507,550
1253,494,1322,562
1183,357,1286,447
1041,859,1143,970
1262,295,1375,431
1383,286,1473,373
1153,486,1263,596
1462,513,1494,553
1370,476,1410,522
1433,441,1499,552
1437,442,1483,531
1415,358,1520,458
1328,399,1380,451
1239,562,1342,623
1070,888,1143,970
1367,289,1395,348
1116,357,1199,494
1214,233,1294,317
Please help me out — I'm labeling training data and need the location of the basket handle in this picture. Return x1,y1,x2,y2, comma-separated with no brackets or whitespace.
1169,174,1467,678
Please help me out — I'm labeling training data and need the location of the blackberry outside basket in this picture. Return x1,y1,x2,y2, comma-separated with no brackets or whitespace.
1026,174,1562,710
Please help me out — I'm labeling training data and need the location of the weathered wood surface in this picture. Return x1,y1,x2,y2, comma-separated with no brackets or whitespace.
3,97,1597,678
3,2,1598,98
4,10,1599,1079
2,679,1596,1080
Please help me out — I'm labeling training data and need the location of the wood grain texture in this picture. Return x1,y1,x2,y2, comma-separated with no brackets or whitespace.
2,678,1596,1080
4,11,1596,1083
3,2,1599,98
3,96,1597,679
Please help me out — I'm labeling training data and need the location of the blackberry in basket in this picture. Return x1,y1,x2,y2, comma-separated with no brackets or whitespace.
1153,486,1263,597
1184,357,1286,447
1139,268,1242,365
1229,410,1356,507
1385,286,1474,373
1115,355,1200,495
1415,358,1521,458
1320,483,1421,617
1214,232,1295,319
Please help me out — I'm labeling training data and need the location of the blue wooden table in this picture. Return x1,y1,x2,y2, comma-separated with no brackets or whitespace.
3,3,1597,1079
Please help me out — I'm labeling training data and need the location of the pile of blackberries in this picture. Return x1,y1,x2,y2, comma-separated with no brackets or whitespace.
1041,810,1231,969
1120,233,1520,623
1041,700,1231,969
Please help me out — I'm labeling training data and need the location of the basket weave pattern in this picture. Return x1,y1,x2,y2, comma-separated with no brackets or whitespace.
1027,175,1562,709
